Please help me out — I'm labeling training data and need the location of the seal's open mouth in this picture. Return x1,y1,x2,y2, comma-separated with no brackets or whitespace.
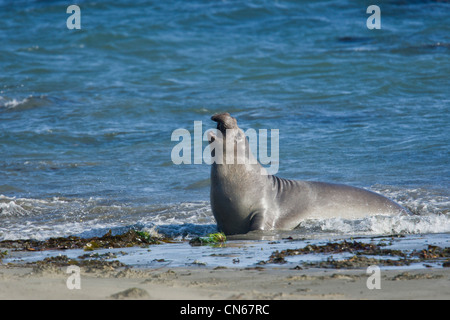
216,121,226,133
207,130,216,144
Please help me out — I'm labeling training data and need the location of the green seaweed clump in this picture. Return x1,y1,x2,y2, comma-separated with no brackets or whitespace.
189,232,227,246
0,250,7,263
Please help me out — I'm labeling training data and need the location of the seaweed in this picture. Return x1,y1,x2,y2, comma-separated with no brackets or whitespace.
304,255,412,269
189,232,227,246
0,250,7,263
413,245,450,260
29,254,126,273
262,240,407,265
0,229,165,252
262,240,450,268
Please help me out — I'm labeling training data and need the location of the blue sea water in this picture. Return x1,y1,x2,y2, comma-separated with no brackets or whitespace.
0,0,449,240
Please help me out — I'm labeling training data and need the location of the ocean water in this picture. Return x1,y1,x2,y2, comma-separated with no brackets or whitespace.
0,0,449,241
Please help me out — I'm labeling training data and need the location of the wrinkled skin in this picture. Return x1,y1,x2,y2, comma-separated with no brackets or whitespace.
208,112,409,235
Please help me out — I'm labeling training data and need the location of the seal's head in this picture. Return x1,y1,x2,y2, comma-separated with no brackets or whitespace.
209,112,253,165
208,112,239,144
211,112,237,133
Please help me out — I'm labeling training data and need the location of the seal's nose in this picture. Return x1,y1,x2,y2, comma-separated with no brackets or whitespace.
211,112,237,133
211,112,231,123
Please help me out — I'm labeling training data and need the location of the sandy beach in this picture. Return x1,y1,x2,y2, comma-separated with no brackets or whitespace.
1,231,449,300
1,264,448,300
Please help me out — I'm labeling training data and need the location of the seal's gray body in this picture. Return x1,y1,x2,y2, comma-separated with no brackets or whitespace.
209,113,407,235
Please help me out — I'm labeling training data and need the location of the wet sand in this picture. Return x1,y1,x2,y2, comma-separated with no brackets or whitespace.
0,264,448,300
1,232,449,300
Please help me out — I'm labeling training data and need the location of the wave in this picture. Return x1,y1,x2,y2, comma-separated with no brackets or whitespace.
0,95,51,111
0,185,448,241
0,196,216,241
0,200,30,216
296,214,450,237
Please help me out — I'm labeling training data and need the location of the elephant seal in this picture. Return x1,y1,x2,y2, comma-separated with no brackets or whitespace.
208,112,408,235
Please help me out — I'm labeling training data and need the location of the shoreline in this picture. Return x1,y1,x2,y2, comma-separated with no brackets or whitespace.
0,264,448,300
1,231,449,300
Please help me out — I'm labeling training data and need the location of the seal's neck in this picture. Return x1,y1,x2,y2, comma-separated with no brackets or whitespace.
213,133,267,177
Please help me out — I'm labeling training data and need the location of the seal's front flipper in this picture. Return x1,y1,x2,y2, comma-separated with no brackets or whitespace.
249,212,265,231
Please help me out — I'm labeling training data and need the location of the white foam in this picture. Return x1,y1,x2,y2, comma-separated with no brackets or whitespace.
0,97,29,109
297,213,450,237
0,187,448,241
367,214,450,235
0,201,29,216
0,198,216,241
370,185,449,215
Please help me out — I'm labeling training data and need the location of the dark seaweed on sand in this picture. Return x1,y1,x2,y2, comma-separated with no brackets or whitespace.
0,229,166,251
260,240,450,268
